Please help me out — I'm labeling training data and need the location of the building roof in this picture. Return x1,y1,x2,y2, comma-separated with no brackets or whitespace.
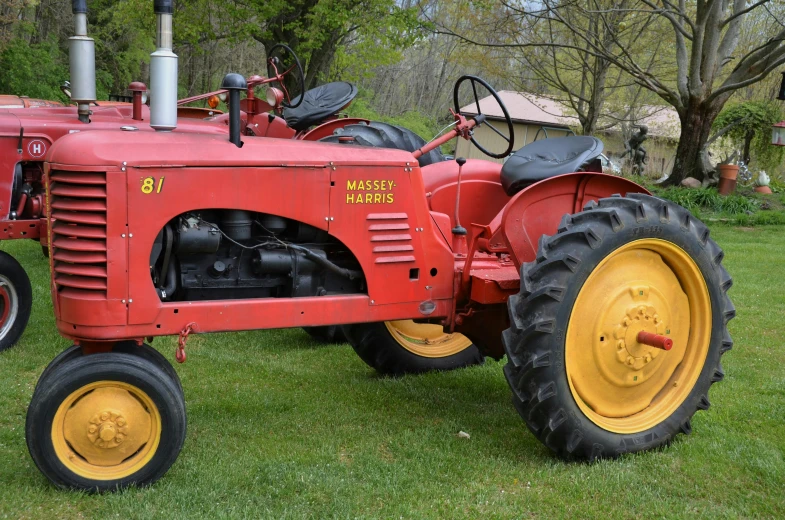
460,91,680,140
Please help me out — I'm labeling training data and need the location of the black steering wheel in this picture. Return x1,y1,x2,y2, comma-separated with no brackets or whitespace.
266,44,305,109
453,75,514,159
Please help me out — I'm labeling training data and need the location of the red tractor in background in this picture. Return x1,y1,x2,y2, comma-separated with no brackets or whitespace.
0,0,460,361
22,0,734,492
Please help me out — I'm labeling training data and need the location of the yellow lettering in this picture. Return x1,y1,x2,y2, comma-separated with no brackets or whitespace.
389,180,395,188
365,193,372,203
355,195,363,204
346,193,354,204
366,180,373,190
347,180,356,191
373,180,380,190
374,193,382,203
386,193,393,203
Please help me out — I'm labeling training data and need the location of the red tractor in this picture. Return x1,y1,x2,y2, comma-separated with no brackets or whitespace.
1,0,456,357
24,1,734,492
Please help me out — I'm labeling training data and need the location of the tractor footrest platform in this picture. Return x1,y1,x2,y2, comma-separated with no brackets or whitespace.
470,265,519,304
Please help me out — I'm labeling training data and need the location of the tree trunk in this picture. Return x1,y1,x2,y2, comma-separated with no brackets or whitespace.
665,101,722,186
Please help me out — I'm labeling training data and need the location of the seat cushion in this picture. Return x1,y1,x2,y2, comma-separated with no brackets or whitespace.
500,136,604,195
283,82,358,132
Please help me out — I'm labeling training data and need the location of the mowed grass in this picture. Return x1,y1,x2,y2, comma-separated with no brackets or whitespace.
1,226,783,519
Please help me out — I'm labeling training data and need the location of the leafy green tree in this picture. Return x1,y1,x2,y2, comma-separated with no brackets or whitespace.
713,101,785,173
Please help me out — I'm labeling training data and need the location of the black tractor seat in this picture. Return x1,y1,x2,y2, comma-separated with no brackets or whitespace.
283,81,358,132
500,136,604,195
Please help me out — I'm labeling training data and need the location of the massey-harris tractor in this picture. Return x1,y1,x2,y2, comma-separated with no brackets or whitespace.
0,0,463,359
25,1,734,493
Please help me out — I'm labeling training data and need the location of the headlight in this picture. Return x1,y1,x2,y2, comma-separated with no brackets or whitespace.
266,87,283,107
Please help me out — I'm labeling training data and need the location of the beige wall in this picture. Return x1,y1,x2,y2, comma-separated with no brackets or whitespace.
455,120,572,164
600,131,677,178
454,119,676,178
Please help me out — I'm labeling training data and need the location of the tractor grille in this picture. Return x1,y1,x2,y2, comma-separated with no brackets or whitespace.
49,171,108,298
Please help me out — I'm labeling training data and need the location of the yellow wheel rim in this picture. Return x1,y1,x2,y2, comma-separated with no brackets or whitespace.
51,381,162,480
384,320,473,358
565,239,711,434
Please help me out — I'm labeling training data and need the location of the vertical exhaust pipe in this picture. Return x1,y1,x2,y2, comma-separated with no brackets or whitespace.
221,73,247,147
69,0,96,123
150,0,177,131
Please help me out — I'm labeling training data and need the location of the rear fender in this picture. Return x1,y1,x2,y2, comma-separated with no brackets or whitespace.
300,118,370,141
497,173,650,270
422,159,508,230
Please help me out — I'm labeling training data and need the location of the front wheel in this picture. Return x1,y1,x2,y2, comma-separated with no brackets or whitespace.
502,194,734,460
343,320,483,376
26,352,186,491
0,250,32,352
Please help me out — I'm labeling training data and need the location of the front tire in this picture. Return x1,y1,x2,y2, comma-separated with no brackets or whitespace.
0,250,32,352
26,352,186,491
502,194,734,460
343,320,484,376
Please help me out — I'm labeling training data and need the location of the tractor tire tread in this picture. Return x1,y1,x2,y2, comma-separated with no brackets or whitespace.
502,193,734,461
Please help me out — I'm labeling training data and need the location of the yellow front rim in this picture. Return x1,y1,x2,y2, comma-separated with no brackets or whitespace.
565,239,711,434
384,320,473,358
51,381,162,480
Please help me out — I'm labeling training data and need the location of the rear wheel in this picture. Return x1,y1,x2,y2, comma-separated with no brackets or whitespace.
0,251,32,352
302,326,346,343
343,320,483,376
26,352,186,491
502,194,734,460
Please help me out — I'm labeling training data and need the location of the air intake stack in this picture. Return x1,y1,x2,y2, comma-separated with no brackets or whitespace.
150,0,177,131
69,0,96,123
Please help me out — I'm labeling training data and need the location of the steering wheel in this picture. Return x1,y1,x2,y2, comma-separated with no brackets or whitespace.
266,44,305,109
453,75,514,159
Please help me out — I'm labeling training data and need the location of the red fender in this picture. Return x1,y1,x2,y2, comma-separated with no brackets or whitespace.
299,117,370,141
498,173,650,270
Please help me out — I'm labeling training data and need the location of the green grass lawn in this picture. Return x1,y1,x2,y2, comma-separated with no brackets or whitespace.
1,226,783,519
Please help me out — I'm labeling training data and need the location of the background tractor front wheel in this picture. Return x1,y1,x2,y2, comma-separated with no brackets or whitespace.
26,352,186,491
343,321,483,376
0,251,32,352
502,194,734,460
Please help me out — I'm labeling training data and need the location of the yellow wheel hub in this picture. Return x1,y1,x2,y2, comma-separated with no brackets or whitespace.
566,239,711,434
52,381,162,480
384,320,473,358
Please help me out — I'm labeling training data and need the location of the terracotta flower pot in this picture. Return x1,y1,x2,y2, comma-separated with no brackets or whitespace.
718,164,739,180
717,177,737,195
754,185,773,194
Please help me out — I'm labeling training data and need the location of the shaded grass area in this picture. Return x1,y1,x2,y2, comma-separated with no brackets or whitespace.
1,227,784,519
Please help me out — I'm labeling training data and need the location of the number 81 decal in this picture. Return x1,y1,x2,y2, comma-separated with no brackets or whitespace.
140,176,165,194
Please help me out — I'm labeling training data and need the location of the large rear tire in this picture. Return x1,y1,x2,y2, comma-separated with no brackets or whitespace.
320,121,445,167
502,194,734,460
0,250,32,352
343,321,483,376
26,352,186,491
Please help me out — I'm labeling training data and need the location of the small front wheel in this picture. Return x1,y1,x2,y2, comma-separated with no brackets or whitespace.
0,250,32,352
26,352,186,491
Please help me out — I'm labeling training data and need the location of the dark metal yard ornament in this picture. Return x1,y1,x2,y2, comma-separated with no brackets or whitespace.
621,124,649,174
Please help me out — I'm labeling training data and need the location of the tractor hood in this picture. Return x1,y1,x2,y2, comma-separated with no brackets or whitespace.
47,129,416,169
0,95,64,109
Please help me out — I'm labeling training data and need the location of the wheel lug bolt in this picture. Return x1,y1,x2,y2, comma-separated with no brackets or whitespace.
88,425,97,433
626,356,634,365
100,412,109,421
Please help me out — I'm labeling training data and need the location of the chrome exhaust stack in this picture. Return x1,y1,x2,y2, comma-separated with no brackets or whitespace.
150,0,177,131
69,0,96,123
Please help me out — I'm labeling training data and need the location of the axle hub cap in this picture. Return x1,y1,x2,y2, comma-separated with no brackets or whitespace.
52,381,161,479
